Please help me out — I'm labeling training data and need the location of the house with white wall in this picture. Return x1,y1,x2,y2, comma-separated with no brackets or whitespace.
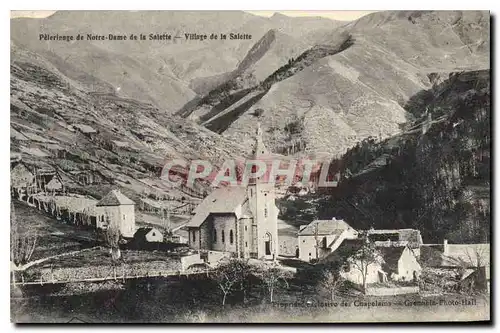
95,189,136,238
297,218,358,262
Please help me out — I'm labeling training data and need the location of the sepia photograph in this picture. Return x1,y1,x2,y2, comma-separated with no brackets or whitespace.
9,8,491,324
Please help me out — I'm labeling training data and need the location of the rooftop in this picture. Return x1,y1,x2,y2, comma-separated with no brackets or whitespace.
185,186,248,228
96,190,135,206
298,218,352,236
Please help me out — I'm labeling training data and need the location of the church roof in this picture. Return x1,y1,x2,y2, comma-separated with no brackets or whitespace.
96,190,135,206
298,218,352,236
185,186,248,228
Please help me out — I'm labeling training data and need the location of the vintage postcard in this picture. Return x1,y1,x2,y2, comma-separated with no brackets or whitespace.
10,10,490,323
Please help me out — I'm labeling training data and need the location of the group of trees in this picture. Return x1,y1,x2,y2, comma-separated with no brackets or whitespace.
210,259,293,306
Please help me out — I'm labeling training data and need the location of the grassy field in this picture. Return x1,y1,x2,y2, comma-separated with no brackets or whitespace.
13,201,95,261
11,287,490,323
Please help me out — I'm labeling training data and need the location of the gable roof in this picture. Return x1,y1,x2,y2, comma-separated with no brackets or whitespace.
321,239,365,265
134,227,161,240
421,243,490,269
378,246,406,272
46,176,63,190
185,186,248,228
11,163,34,187
443,244,490,267
96,190,135,206
298,218,352,236
368,229,423,248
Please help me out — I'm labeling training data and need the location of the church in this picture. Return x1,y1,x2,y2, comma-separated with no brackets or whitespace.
185,125,279,260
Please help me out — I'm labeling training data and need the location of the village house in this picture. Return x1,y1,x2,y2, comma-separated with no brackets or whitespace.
377,246,422,282
420,240,490,291
185,125,279,260
45,174,65,194
69,169,102,185
133,227,164,244
11,162,36,199
95,189,136,238
367,228,423,257
35,167,57,192
170,233,188,244
297,218,358,262
72,123,98,139
44,143,67,159
323,239,421,287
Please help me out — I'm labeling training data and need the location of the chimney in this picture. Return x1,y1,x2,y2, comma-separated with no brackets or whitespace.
443,239,448,255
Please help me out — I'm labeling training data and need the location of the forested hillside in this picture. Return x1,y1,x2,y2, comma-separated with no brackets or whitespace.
316,70,490,244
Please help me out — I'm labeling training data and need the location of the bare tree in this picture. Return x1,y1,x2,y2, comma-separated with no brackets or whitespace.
318,271,345,301
211,259,254,306
104,216,121,278
162,207,172,241
10,202,38,285
255,261,293,303
347,232,382,293
10,202,38,267
313,222,321,261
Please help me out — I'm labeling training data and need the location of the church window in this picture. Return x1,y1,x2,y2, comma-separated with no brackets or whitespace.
250,189,253,197
213,229,217,242
222,230,225,243
152,232,156,236
230,230,234,244
245,241,248,248
192,231,196,242
245,225,247,231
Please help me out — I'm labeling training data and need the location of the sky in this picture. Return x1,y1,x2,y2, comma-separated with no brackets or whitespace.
10,10,375,21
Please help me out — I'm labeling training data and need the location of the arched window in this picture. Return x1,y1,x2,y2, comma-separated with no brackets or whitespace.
213,229,217,242
222,230,225,243
230,230,234,244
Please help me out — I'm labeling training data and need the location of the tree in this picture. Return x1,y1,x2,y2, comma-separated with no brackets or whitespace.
255,261,293,303
318,271,344,301
162,208,172,241
211,258,254,306
347,232,382,293
10,202,38,286
104,217,121,278
10,202,38,267
313,222,320,261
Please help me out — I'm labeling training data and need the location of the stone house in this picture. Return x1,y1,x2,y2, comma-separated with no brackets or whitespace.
133,227,163,243
95,189,136,238
297,218,358,262
323,239,421,287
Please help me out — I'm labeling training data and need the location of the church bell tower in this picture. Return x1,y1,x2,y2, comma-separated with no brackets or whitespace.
247,123,279,260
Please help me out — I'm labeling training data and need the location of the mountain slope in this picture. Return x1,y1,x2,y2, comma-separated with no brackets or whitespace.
316,70,490,244
11,11,342,112
179,11,489,157
10,45,248,204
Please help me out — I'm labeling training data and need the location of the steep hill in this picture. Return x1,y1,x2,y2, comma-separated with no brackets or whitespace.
178,11,489,157
10,44,248,203
11,11,341,112
315,70,490,244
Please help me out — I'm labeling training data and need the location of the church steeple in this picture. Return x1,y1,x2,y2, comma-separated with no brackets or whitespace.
253,122,269,159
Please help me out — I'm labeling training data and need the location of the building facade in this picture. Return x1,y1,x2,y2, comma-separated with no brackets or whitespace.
185,125,279,260
298,218,358,262
95,189,136,238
